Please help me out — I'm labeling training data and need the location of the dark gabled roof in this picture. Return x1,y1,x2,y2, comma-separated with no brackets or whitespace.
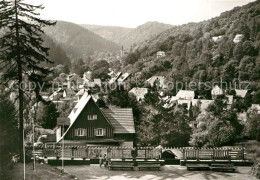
57,94,135,142
101,108,135,134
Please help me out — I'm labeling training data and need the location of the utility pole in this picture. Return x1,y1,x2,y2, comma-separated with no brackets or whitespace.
23,129,25,180
62,123,64,173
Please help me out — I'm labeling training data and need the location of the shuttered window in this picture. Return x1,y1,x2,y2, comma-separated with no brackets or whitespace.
95,128,105,136
75,128,86,136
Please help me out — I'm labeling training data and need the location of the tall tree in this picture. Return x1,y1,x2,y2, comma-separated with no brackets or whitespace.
0,0,55,158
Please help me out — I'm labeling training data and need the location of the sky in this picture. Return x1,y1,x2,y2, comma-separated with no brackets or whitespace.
26,0,255,28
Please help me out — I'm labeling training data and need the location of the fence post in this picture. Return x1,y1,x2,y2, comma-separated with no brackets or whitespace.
228,149,231,162
242,148,245,161
85,146,88,159
212,148,215,161
122,148,124,160
182,149,186,160
196,149,199,161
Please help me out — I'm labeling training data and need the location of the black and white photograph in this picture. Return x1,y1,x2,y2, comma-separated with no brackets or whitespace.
0,0,260,179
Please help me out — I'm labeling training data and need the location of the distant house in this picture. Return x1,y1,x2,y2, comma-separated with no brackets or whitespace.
117,73,131,84
67,73,83,89
235,89,249,102
49,87,76,101
157,51,166,58
146,76,166,88
64,88,76,98
49,88,63,101
192,99,214,112
86,78,102,88
109,72,122,84
129,87,148,101
212,36,223,42
233,34,243,43
211,85,223,99
248,104,260,114
56,93,135,147
176,90,195,100
108,71,114,77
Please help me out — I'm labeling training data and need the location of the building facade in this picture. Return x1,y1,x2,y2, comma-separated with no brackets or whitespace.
57,93,135,147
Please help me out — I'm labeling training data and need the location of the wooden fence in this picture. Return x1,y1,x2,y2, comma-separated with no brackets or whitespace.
41,146,161,159
181,147,245,160
39,146,246,160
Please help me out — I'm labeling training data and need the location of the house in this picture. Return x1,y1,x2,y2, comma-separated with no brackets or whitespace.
248,104,260,114
211,85,223,99
49,88,64,101
146,76,166,88
108,72,122,84
56,92,135,147
176,90,195,100
157,51,166,58
212,36,223,42
233,34,243,43
117,73,131,85
235,89,249,101
129,87,148,101
192,99,214,112
86,78,102,88
64,88,76,98
67,73,83,89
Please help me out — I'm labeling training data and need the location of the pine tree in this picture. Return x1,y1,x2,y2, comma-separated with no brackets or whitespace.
0,0,55,158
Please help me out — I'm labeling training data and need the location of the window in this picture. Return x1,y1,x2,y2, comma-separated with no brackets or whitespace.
96,128,104,136
75,128,85,136
88,115,97,120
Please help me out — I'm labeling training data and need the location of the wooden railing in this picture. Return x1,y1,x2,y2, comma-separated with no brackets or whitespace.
180,147,245,160
39,146,246,161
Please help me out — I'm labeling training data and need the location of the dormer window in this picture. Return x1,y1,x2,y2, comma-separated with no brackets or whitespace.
88,115,97,120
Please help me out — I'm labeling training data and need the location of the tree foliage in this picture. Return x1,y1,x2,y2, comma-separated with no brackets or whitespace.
137,88,191,147
41,102,59,129
0,93,18,177
190,96,242,147
0,0,55,156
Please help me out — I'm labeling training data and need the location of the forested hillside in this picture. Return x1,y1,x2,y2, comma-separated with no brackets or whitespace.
81,24,132,47
82,21,173,49
42,35,71,67
44,21,120,59
124,1,260,96
0,29,71,68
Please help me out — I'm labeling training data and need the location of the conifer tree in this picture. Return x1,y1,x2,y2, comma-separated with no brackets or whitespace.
0,0,55,158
